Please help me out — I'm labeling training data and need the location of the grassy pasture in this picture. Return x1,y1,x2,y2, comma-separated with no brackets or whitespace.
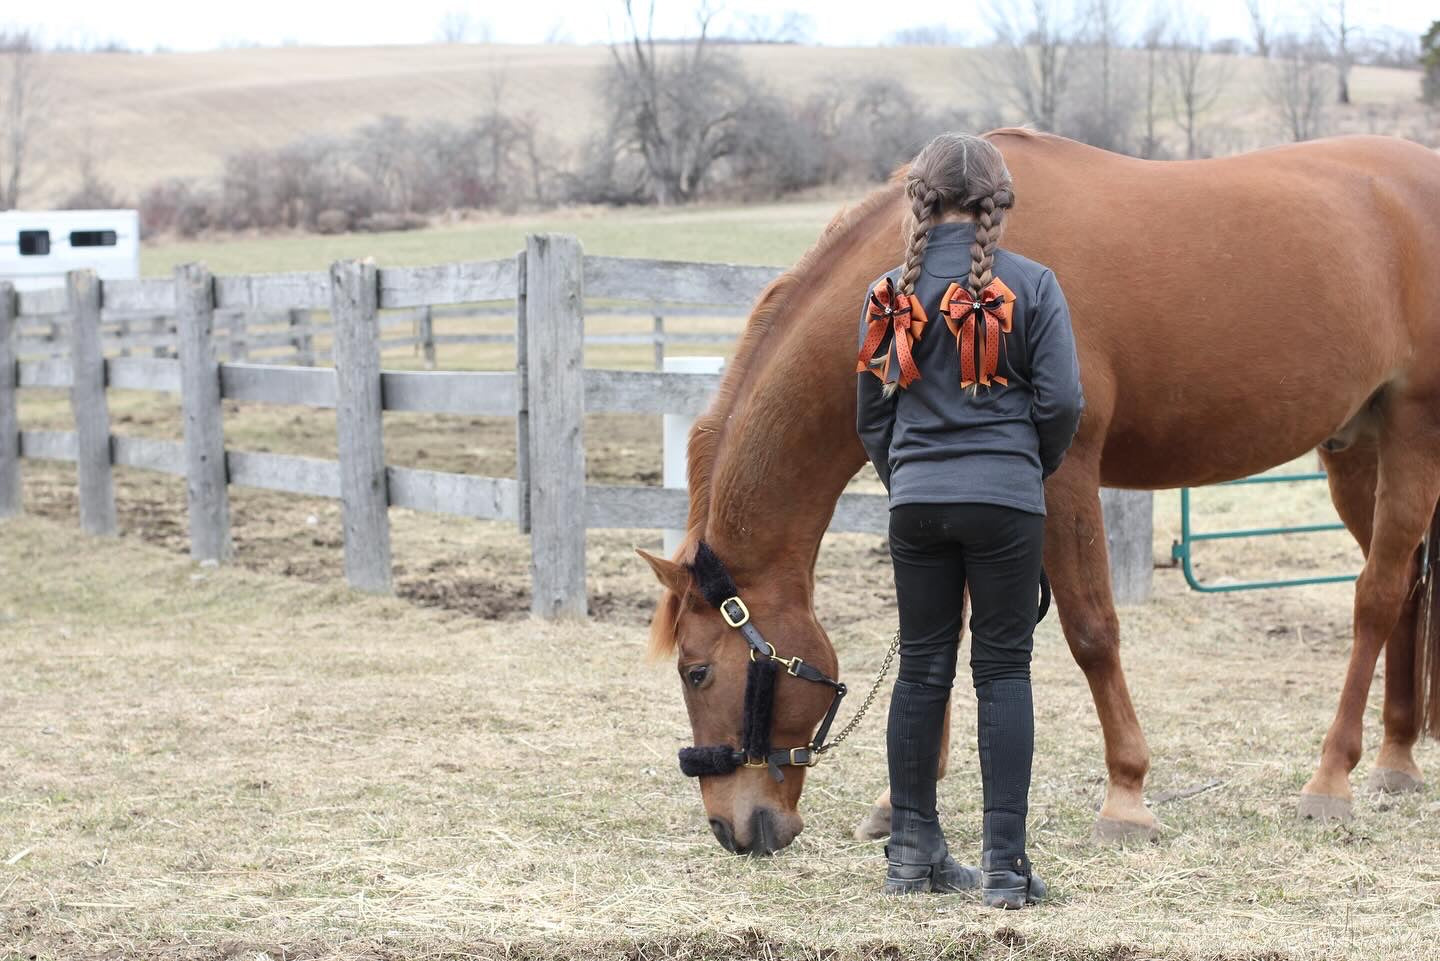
1,497,1435,960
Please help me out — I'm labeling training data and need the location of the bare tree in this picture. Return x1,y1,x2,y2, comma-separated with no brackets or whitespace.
1063,0,1138,151
606,0,748,204
1139,5,1170,158
1266,32,1331,141
1314,1,1354,105
988,0,1079,132
0,30,44,210
1425,20,1440,107
1164,15,1229,159
731,11,814,44
1246,0,1271,58
437,11,472,43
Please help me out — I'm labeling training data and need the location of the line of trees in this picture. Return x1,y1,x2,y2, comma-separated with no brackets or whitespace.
2,7,1435,232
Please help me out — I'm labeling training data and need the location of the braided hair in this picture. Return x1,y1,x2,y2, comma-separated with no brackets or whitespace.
966,185,1015,300
901,133,1016,300
900,180,940,297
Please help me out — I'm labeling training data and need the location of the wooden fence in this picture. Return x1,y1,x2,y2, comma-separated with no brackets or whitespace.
0,235,1154,618
13,293,742,370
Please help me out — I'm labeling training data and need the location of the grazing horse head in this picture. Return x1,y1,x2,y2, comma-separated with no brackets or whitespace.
638,545,841,854
639,187,907,854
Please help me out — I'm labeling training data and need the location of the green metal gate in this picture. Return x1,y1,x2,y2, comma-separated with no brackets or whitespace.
1170,472,1359,593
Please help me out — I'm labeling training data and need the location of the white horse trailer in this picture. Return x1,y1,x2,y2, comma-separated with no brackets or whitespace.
0,210,140,292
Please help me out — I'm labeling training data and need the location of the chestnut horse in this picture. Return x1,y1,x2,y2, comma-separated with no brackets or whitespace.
639,130,1440,855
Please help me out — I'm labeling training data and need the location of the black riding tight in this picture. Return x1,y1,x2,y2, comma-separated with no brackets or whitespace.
885,502,1043,866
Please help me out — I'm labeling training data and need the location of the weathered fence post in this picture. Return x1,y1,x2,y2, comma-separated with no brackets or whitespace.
117,316,132,357
418,307,436,369
652,313,665,371
175,263,232,563
1100,488,1154,605
522,234,586,618
68,269,116,536
330,258,393,593
514,250,531,535
662,356,724,556
0,282,19,518
289,309,315,366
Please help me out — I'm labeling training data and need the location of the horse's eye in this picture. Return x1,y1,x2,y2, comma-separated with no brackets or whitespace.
686,665,710,688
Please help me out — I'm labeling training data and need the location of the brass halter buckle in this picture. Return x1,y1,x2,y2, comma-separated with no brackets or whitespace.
720,596,750,628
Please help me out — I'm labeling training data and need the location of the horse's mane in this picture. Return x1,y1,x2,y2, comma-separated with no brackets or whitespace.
681,186,902,547
646,188,903,658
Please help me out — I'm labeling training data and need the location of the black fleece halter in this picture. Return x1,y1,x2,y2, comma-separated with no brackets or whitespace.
676,542,848,784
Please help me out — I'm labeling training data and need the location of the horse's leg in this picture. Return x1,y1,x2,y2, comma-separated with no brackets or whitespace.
1319,442,1427,795
854,697,952,841
1301,395,1440,820
1045,465,1159,841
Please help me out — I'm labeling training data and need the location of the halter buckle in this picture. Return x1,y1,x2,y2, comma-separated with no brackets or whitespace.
783,656,804,676
719,596,750,628
789,747,816,767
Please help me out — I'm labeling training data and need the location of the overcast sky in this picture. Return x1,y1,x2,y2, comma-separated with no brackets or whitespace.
12,0,1437,50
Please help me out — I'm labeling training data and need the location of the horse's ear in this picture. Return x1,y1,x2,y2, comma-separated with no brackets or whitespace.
636,548,691,596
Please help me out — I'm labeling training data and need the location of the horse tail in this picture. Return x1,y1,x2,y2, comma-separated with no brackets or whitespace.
1415,506,1440,739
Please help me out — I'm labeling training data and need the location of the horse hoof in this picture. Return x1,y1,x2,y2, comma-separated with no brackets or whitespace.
1092,816,1160,845
1366,768,1424,795
1297,792,1353,823
853,804,891,841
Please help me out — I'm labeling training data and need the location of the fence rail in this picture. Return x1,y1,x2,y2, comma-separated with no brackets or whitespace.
0,238,1154,617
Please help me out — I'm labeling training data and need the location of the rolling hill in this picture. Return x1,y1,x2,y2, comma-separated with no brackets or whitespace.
23,42,1428,207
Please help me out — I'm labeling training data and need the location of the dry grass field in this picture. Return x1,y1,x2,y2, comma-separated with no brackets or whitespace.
29,42,1430,206
2,463,1436,960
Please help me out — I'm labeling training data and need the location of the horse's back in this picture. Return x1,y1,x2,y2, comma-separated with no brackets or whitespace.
986,132,1440,487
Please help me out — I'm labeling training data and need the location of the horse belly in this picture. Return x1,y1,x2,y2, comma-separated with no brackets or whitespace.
1097,356,1385,489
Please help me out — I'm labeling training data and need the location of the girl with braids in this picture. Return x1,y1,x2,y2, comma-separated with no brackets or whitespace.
855,133,1083,905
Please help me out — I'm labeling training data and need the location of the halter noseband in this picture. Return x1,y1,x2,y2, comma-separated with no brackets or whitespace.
676,542,847,784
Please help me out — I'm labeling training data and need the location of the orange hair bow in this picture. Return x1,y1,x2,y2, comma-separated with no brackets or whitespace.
855,278,929,388
941,279,1016,388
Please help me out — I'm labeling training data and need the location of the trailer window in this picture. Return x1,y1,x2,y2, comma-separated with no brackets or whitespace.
18,230,49,256
70,230,118,247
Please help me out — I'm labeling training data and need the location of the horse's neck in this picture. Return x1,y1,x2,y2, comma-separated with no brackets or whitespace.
702,337,864,589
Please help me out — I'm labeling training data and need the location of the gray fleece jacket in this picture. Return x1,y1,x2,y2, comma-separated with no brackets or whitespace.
856,221,1083,515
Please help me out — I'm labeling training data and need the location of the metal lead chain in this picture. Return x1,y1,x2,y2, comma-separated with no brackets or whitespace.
821,629,900,753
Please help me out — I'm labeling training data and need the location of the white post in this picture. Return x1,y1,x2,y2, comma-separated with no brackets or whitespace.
662,355,724,557
1100,488,1154,605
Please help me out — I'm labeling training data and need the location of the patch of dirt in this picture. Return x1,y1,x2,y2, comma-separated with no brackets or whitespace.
399,575,531,619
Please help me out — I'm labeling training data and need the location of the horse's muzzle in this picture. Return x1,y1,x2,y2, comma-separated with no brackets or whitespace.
708,808,798,856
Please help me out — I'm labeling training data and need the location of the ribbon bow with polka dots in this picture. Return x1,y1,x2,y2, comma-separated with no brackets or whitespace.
855,277,929,389
941,279,1016,389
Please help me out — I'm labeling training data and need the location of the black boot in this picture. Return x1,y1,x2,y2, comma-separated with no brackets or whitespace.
882,677,980,895
884,847,981,895
976,677,1046,909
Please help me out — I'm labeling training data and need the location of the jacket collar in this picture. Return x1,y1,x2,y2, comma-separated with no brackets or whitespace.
925,221,979,246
